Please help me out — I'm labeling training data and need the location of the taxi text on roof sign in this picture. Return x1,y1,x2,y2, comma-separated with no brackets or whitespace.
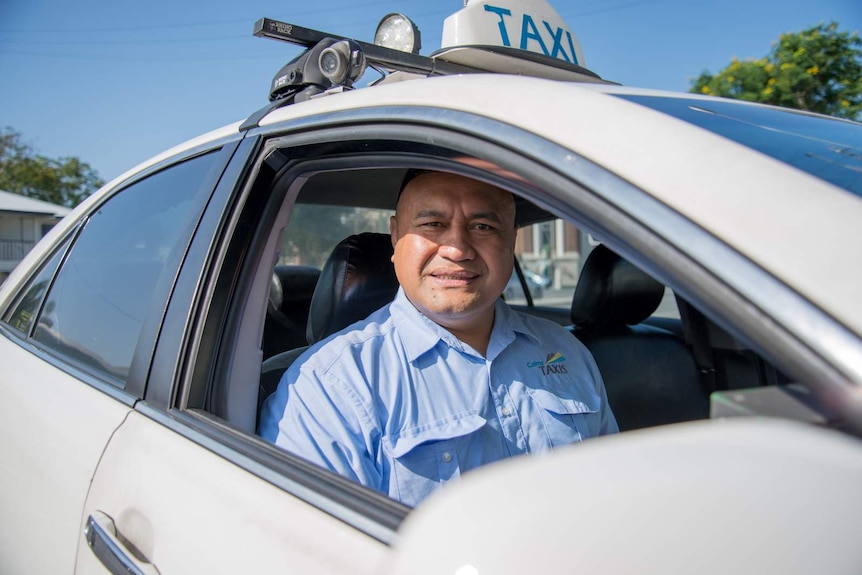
441,0,585,67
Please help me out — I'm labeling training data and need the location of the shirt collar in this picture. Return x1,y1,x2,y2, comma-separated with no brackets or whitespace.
390,288,543,363
487,298,543,359
390,289,455,362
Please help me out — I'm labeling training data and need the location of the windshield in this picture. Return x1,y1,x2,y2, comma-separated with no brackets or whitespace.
615,94,862,197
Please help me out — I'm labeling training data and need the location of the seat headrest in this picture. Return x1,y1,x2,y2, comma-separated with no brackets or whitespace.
306,233,399,344
570,245,664,332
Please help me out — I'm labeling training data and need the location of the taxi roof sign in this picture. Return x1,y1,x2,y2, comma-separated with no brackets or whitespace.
441,0,585,67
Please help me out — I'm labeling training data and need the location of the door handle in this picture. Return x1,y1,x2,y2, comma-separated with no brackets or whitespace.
84,511,160,575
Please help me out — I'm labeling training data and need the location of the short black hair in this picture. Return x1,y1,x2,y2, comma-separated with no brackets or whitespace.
394,169,518,222
395,168,429,205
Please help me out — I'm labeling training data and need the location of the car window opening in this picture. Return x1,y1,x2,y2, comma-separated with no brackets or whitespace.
249,164,792,507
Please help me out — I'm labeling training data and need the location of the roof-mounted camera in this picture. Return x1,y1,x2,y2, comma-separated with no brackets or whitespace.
319,40,367,86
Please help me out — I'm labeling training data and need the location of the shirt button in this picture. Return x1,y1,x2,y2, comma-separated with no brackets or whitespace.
441,452,453,463
502,407,511,416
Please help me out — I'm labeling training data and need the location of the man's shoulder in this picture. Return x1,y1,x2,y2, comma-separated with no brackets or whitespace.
307,305,395,355
504,305,593,354
505,304,572,337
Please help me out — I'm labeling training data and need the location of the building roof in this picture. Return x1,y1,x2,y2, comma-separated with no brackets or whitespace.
0,189,72,218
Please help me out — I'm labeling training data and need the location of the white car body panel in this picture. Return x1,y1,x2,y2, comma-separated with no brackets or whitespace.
0,337,130,574
388,418,862,575
76,411,387,575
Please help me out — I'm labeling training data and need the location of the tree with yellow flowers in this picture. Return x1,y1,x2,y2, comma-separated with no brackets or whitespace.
690,23,862,120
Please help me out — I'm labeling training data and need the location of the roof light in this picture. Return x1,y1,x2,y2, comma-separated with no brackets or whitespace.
374,13,421,54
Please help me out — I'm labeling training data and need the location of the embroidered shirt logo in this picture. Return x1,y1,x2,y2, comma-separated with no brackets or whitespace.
527,352,568,375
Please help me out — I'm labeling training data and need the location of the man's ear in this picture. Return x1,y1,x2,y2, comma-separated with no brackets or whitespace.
389,216,400,262
390,215,398,247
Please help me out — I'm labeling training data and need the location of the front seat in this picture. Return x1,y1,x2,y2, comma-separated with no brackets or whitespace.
570,245,709,431
258,232,399,417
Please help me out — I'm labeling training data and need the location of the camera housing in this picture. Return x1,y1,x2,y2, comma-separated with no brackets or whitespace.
269,38,367,102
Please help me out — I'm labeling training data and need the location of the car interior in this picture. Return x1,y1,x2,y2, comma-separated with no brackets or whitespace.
248,164,786,436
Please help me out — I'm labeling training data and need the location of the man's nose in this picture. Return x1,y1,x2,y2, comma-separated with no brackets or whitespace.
438,227,476,260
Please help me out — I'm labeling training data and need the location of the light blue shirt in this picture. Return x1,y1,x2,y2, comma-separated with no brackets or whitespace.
259,288,618,506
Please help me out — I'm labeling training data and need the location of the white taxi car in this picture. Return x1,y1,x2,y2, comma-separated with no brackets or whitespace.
2,1,862,574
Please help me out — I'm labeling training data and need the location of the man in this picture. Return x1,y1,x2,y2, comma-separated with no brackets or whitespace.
259,171,618,506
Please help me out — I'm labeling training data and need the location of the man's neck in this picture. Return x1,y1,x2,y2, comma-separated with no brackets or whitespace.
403,294,497,357
440,312,495,357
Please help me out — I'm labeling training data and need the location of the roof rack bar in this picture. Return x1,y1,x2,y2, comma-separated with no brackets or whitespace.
253,18,479,77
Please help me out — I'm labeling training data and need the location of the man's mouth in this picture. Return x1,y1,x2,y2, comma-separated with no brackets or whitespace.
429,269,480,283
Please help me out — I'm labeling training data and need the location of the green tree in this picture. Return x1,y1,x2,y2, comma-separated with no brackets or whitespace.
0,127,103,208
690,23,862,120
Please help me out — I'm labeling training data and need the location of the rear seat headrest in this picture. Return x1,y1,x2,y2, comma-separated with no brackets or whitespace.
570,245,664,332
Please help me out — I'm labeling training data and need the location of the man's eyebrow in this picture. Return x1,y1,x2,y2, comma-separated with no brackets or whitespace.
413,209,448,219
469,211,505,223
413,209,505,221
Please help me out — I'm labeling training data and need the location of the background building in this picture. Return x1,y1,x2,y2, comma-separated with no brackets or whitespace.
516,219,594,289
0,190,71,284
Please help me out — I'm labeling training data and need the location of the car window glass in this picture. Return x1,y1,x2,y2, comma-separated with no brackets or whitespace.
32,152,219,386
279,203,394,268
616,94,862,197
3,238,70,335
511,219,679,319
263,203,394,359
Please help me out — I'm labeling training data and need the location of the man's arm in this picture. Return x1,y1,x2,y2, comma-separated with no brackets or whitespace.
260,363,383,491
568,334,619,435
595,372,620,435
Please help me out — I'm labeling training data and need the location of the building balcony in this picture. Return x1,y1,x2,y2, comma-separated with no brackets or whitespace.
0,239,36,262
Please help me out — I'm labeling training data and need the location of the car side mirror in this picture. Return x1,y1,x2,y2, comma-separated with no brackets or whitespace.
385,419,862,575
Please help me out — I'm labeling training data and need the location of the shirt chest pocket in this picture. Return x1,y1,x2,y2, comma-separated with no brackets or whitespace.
526,386,602,444
382,413,486,506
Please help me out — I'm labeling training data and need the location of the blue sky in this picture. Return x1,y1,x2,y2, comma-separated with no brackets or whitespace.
1,0,859,182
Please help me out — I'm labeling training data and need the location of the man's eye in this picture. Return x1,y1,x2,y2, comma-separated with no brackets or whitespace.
473,223,494,231
420,221,444,228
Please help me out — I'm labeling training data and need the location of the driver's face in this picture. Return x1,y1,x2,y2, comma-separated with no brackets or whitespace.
390,172,516,330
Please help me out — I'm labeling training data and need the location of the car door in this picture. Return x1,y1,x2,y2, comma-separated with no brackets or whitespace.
0,270,131,575
0,141,237,574
74,133,396,575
